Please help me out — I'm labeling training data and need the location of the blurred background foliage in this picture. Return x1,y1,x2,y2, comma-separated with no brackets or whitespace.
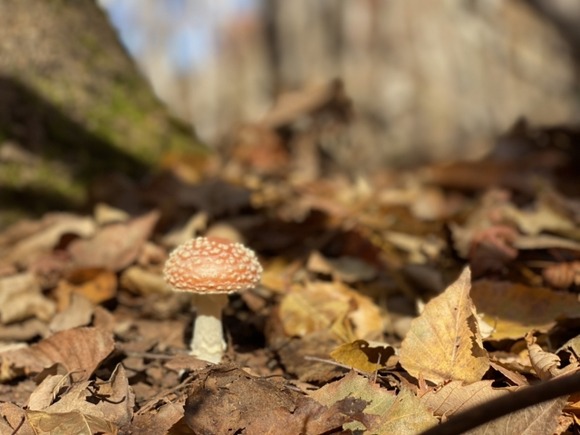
101,0,580,167
1,0,580,226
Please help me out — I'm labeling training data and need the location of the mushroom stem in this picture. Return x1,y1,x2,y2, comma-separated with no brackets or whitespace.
190,293,229,363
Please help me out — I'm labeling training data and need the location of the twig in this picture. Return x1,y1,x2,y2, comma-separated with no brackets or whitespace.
137,373,196,415
420,372,580,435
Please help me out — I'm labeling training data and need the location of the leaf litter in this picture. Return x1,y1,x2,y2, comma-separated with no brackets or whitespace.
1,106,580,434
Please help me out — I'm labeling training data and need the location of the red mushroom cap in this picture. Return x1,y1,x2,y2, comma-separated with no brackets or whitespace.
163,237,262,294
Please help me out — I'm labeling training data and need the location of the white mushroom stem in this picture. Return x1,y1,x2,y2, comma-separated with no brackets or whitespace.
190,293,229,364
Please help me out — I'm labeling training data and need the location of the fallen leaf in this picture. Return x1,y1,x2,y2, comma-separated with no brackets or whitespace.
369,388,438,434
68,210,160,272
44,364,134,428
309,371,437,433
0,327,114,382
27,369,70,411
399,267,489,384
0,273,56,324
471,280,580,340
0,402,34,435
49,293,94,332
471,396,567,435
309,371,395,432
330,340,397,372
184,365,348,434
26,410,117,435
421,379,568,434
420,380,504,416
0,213,96,265
525,333,578,380
279,281,383,341
131,402,185,435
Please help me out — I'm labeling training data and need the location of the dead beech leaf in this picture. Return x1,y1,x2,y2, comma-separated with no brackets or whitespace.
131,402,185,435
330,340,397,372
0,327,114,382
470,396,567,435
421,380,568,434
49,293,94,332
399,267,489,384
0,213,96,265
68,210,160,272
279,281,383,341
27,370,70,411
309,371,436,433
45,364,134,428
420,380,504,416
26,410,117,435
309,371,395,432
184,364,347,435
0,402,34,435
471,281,580,340
525,333,579,380
0,273,56,324
369,389,438,434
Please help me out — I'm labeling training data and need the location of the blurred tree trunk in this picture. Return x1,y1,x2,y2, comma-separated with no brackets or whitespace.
0,0,204,226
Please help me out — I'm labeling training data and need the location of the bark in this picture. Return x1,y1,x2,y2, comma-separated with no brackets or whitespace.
0,0,205,227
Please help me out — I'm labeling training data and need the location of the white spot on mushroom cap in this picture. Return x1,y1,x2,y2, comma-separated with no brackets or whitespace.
163,236,263,294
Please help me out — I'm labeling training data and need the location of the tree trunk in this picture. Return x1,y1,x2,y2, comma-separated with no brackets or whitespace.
0,0,205,226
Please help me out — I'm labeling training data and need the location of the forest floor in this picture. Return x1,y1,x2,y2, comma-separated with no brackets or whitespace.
1,102,580,434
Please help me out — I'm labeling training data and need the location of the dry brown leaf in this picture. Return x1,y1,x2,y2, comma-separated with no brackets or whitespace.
44,364,134,428
309,371,395,432
0,273,56,324
27,369,70,411
470,396,568,435
525,333,579,380
131,402,185,435
279,281,383,341
330,340,397,372
184,365,348,434
471,281,580,340
309,371,437,433
306,251,377,282
0,402,35,435
27,410,118,435
369,389,438,434
421,379,568,434
49,293,94,332
0,213,96,265
399,267,489,384
0,327,114,382
489,360,529,386
420,380,504,416
68,210,160,272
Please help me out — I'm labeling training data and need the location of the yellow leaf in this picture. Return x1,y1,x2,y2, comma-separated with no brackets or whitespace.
330,340,396,373
279,281,383,340
472,281,580,340
399,267,489,384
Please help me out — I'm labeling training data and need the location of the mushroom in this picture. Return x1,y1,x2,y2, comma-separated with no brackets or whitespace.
163,236,262,363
